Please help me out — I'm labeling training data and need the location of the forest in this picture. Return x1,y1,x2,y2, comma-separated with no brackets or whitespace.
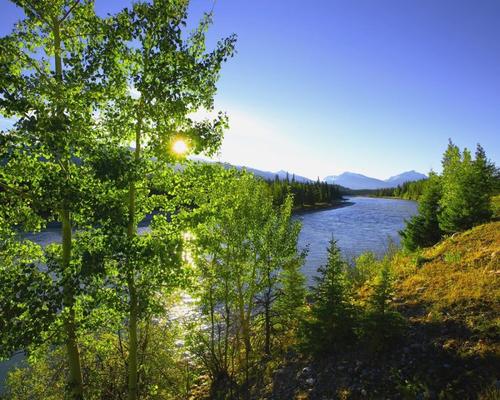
0,1,499,400
267,177,343,210
348,179,428,200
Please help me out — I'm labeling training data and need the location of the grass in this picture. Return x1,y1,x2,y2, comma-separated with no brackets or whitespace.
492,194,500,220
397,222,499,311
390,221,500,396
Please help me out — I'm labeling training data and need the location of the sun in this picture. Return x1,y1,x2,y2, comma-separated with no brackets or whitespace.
172,138,189,155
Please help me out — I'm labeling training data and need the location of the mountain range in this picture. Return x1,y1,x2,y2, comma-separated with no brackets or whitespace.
222,163,312,183
323,170,427,190
197,159,426,189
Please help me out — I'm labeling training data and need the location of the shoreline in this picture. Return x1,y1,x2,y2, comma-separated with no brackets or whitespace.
293,199,355,215
351,194,419,201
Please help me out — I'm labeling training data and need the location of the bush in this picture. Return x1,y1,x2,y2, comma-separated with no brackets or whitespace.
359,260,406,350
5,322,189,400
349,252,379,288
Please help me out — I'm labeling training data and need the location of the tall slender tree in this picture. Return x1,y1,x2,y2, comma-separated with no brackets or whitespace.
94,3,236,398
0,2,113,398
304,239,355,353
400,172,442,250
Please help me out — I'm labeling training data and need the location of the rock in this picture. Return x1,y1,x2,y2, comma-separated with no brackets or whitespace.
443,363,451,369
361,388,367,396
296,366,312,380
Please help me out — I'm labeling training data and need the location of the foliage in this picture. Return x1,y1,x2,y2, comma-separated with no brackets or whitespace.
5,320,189,400
0,2,116,397
492,194,500,220
77,2,237,399
362,260,405,344
0,1,236,399
348,251,379,288
186,167,306,398
351,179,428,200
273,250,308,348
400,141,497,250
439,141,496,234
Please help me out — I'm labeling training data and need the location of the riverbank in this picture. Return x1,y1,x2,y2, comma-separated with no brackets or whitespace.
266,221,500,399
293,199,355,214
361,194,419,201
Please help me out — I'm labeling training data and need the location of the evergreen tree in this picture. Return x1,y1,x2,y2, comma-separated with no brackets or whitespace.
400,172,442,250
361,259,404,349
469,144,497,222
304,239,355,353
367,261,394,316
439,141,496,233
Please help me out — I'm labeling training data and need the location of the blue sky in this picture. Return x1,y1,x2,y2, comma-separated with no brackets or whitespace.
1,0,499,180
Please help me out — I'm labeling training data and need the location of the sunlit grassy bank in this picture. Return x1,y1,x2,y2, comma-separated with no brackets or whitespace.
267,221,499,400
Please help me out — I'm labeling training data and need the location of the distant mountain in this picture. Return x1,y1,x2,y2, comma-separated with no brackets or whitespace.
219,163,312,183
324,172,387,190
385,170,427,187
324,170,426,190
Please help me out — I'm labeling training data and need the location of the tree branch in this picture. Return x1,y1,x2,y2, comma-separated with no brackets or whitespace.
60,0,81,23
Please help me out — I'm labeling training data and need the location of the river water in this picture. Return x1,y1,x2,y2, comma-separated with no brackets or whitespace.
296,196,418,282
0,196,417,390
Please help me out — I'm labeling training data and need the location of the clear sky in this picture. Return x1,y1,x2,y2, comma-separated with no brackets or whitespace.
1,0,499,180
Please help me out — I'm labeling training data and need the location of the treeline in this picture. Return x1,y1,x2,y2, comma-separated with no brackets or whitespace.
267,177,343,209
360,179,428,200
400,141,498,250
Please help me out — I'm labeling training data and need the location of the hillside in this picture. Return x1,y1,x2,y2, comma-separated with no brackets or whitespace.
391,221,500,398
268,222,500,399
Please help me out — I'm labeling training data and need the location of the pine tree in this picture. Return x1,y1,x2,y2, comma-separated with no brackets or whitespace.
400,172,442,250
361,259,404,349
367,261,394,316
469,144,496,223
438,140,466,233
304,239,355,353
439,141,496,233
